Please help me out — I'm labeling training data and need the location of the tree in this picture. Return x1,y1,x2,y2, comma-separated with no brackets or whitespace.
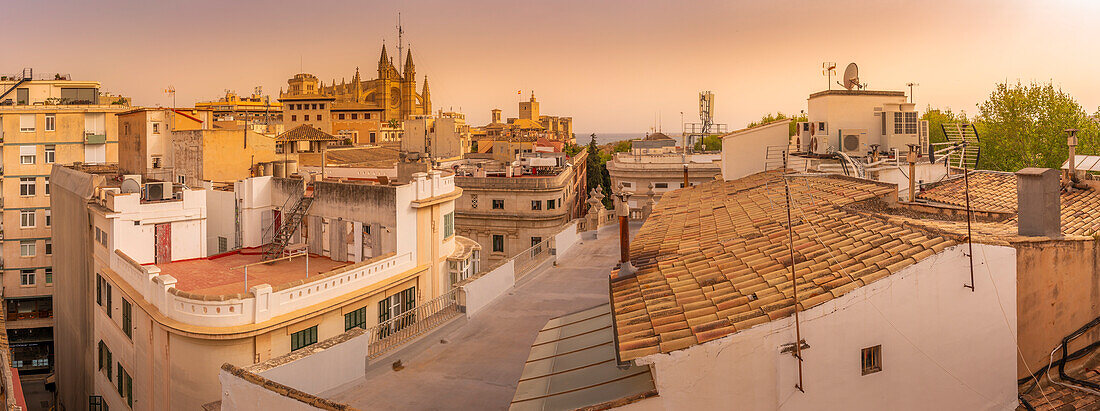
974,81,1098,171
746,112,807,136
921,106,969,145
612,140,632,153
585,134,613,208
693,135,723,151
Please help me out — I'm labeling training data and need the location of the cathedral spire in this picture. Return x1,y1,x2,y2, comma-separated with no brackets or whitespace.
404,49,415,79
378,44,389,78
354,67,362,102
422,76,431,114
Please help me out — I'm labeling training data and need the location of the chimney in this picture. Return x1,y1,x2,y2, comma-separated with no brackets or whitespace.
1016,168,1061,237
1066,129,1079,181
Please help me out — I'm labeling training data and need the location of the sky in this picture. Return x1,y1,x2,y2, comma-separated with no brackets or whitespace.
4,0,1100,134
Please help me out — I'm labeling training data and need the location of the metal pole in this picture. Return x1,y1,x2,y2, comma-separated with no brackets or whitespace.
244,266,248,292
305,250,310,278
786,178,804,393
683,164,689,189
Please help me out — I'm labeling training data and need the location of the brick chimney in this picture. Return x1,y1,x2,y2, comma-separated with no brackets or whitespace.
1016,168,1061,237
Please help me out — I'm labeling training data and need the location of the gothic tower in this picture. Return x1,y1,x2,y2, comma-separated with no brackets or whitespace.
421,76,431,115
401,49,417,119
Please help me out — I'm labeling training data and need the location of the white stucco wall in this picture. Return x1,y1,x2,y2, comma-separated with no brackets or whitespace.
625,244,1019,411
554,221,580,256
721,121,790,181
219,369,327,411
461,260,515,317
257,331,370,395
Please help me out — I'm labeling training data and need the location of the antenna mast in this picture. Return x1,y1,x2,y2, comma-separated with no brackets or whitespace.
396,13,404,72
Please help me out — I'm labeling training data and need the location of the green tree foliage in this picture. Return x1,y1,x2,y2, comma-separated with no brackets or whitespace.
585,134,614,208
612,140,632,153
921,106,970,144
693,135,723,151
746,112,807,136
973,81,1098,171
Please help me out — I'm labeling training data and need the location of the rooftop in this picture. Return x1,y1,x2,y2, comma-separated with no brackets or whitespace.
276,124,342,142
807,89,907,98
156,248,347,295
610,171,957,361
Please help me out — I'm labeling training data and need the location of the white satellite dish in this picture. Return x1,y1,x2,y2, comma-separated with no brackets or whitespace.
842,63,860,90
121,179,140,194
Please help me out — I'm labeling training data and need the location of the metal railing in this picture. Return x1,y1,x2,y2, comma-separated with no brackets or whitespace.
365,288,462,359
513,237,556,281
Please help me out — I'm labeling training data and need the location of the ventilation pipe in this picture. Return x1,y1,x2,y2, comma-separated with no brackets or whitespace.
1066,129,1078,182
613,185,636,278
907,144,919,201
1016,168,1061,237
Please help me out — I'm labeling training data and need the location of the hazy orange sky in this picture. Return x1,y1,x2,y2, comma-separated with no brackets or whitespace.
4,0,1098,133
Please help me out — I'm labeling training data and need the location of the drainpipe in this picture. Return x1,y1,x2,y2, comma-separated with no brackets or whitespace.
683,163,689,188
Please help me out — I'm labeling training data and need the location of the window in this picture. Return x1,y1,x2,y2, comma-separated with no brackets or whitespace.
621,182,632,188
861,345,882,375
345,307,366,331
95,227,108,247
19,145,35,164
45,114,55,131
818,122,826,131
122,299,132,339
547,199,555,210
218,236,228,253
319,104,325,110
351,113,358,120
291,115,297,121
365,113,371,119
655,183,668,189
377,287,416,333
20,210,35,228
44,177,50,195
45,268,53,284
20,178,35,196
893,112,904,134
20,269,35,286
151,156,162,169
97,274,104,306
492,235,504,253
45,209,51,227
98,340,112,381
178,175,186,185
492,200,504,210
443,212,454,238
118,364,132,407
338,113,345,120
45,145,55,164
152,122,160,133
45,239,52,255
531,237,542,247
880,113,887,136
291,326,318,351
105,281,113,317
20,240,35,257
904,112,918,134
19,114,34,132
310,104,317,110
531,200,542,210
316,115,322,121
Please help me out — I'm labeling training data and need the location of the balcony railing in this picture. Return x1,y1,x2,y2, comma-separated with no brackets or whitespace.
85,132,106,144
365,288,461,359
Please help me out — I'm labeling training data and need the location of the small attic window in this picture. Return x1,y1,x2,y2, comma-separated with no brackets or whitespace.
861,345,882,375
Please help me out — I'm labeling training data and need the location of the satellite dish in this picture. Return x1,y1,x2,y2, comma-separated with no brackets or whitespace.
121,179,140,194
842,63,860,90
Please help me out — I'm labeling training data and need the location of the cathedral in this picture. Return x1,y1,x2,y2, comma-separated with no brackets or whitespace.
281,44,431,122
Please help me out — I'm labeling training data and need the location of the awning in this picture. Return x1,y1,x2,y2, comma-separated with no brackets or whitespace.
510,304,657,410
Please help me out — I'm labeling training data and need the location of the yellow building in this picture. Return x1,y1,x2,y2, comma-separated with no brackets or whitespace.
0,71,128,376
476,93,574,144
195,90,282,126
279,44,431,138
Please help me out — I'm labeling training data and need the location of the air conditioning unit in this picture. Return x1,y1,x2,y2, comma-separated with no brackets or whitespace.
795,122,811,152
144,182,173,201
840,128,868,155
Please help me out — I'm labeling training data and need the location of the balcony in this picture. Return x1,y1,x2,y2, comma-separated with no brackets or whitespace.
84,132,106,144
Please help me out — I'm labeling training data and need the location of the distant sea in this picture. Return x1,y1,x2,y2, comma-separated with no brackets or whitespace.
576,132,650,146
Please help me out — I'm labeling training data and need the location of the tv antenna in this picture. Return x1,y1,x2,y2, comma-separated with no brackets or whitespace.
396,13,405,72
839,63,861,90
822,62,836,90
906,82,919,103
164,86,176,108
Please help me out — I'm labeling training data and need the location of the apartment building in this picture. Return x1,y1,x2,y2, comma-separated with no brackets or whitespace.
402,112,471,161
117,108,277,185
53,164,475,410
452,148,587,266
0,72,128,377
606,136,721,215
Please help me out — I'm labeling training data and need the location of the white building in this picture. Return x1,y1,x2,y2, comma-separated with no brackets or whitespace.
402,112,471,161
52,164,478,410
607,172,1020,410
794,89,927,156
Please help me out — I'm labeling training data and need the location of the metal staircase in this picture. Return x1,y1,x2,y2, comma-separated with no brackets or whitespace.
261,194,314,261
0,68,33,103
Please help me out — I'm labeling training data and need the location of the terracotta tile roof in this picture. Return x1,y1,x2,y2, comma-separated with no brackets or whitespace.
917,170,1100,236
916,171,1018,213
276,124,342,142
610,171,957,361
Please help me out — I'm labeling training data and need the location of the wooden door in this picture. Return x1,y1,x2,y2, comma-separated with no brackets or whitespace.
155,223,171,263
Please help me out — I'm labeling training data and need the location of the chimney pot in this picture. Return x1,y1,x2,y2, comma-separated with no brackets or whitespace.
1016,168,1061,237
